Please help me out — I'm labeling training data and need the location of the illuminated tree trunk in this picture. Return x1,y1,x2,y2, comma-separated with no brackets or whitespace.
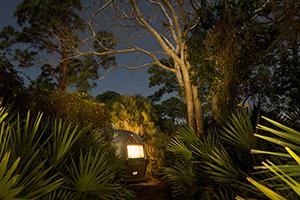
192,85,204,134
178,61,204,134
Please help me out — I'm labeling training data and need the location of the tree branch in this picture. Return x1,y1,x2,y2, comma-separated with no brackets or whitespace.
129,0,182,64
149,0,178,43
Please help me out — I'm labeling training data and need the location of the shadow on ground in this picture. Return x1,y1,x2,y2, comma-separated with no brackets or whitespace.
130,177,172,200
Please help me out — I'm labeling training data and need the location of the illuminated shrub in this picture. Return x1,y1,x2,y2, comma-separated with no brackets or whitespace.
32,90,111,130
110,95,165,175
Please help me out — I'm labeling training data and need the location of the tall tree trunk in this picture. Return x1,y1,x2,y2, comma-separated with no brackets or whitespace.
212,74,233,125
182,70,195,129
179,62,204,134
212,93,222,124
192,85,204,134
59,51,68,91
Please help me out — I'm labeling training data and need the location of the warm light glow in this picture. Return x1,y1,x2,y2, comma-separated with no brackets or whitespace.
127,144,144,159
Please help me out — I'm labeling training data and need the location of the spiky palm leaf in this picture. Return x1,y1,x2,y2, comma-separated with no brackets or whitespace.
256,116,300,151
0,152,23,200
68,147,133,200
0,106,11,158
0,123,11,159
222,110,256,150
6,111,63,199
161,157,196,200
47,118,86,165
248,117,300,199
40,188,74,200
10,112,47,169
162,126,197,199
163,125,247,199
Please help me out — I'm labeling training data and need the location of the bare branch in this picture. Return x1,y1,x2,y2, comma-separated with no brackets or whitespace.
160,34,176,51
98,65,115,80
161,0,183,44
129,0,181,64
125,62,153,71
149,0,178,42
83,0,114,43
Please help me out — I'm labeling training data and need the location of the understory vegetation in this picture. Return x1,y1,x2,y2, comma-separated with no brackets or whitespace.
0,104,134,200
2,93,300,200
162,109,300,199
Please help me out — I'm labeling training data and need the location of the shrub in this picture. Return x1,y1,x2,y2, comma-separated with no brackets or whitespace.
162,109,266,199
30,90,111,131
0,105,134,199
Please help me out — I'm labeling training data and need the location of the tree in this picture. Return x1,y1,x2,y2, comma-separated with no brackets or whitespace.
95,90,121,105
78,0,205,133
153,97,185,135
262,0,300,113
0,0,116,92
0,54,28,111
147,59,179,102
138,0,280,126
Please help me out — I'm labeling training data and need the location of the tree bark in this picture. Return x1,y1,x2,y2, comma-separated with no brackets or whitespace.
179,62,195,128
177,61,204,134
59,51,68,91
212,93,222,124
192,85,204,134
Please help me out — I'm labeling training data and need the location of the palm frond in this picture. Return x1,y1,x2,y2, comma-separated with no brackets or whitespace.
256,116,300,151
49,118,86,164
0,106,9,124
249,117,300,199
10,111,47,169
17,161,64,200
199,145,243,184
68,147,133,199
247,177,286,200
0,106,11,158
166,136,192,160
0,152,23,200
161,157,196,200
40,189,74,200
0,123,11,159
222,110,255,150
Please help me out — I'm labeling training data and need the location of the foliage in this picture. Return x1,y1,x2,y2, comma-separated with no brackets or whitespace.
95,90,121,106
187,0,300,124
162,109,265,199
0,104,134,199
244,116,300,199
147,59,178,102
153,97,185,136
0,54,28,111
162,107,300,199
0,0,117,92
0,152,22,200
30,90,111,131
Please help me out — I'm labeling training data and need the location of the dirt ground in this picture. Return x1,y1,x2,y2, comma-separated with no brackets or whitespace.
130,177,172,200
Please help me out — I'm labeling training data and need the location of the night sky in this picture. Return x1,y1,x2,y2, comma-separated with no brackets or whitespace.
0,0,159,97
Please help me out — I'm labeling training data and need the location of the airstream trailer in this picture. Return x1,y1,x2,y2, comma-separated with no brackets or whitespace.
112,130,148,182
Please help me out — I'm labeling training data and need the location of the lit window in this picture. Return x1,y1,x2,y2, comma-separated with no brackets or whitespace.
127,144,144,159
